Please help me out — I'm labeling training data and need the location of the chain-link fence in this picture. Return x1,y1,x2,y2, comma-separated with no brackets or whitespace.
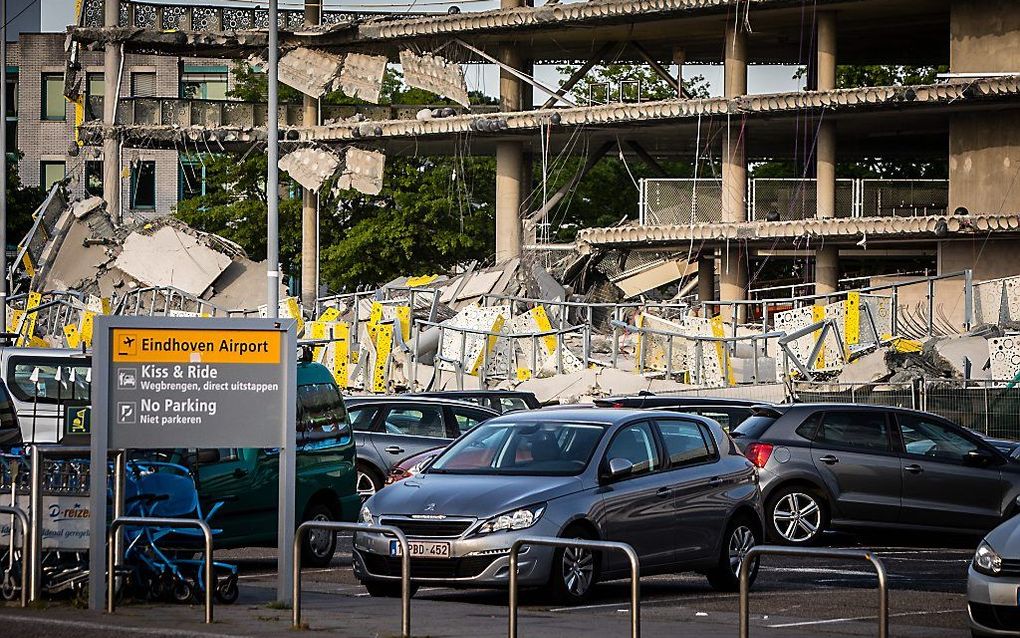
749,179,855,221
859,179,949,217
793,379,1020,440
640,178,723,225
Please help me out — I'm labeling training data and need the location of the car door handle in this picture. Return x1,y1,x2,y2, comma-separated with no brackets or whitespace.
385,446,405,455
708,477,726,487
818,455,839,465
904,464,924,474
656,487,672,498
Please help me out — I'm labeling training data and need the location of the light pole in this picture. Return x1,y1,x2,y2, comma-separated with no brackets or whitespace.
0,0,8,328
267,0,280,319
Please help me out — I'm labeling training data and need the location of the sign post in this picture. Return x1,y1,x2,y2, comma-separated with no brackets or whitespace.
88,316,297,611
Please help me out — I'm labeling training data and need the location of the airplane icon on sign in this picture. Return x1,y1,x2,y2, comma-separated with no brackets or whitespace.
117,333,138,357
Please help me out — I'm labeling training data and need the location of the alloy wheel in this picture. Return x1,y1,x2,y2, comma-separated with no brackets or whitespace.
307,513,334,559
356,471,377,502
727,525,757,576
561,545,594,597
772,492,821,543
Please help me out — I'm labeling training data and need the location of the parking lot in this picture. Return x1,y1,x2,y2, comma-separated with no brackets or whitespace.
0,532,978,637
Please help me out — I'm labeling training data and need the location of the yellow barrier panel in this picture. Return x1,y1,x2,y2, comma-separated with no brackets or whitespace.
7,308,23,334
331,322,351,388
21,253,35,277
371,323,393,393
470,315,505,376
317,307,340,323
845,292,860,349
811,305,826,369
395,306,411,343
530,306,558,354
406,274,439,287
17,292,42,347
307,321,328,361
710,316,736,386
64,324,81,349
80,311,96,348
284,297,305,335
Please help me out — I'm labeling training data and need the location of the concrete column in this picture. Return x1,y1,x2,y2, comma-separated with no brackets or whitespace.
102,0,122,223
815,10,838,296
495,142,523,262
495,4,525,261
719,244,748,324
300,0,321,310
815,245,839,296
722,21,747,224
697,255,715,303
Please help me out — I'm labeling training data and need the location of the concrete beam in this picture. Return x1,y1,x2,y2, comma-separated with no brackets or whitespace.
815,244,839,296
102,0,122,224
496,141,524,262
698,255,715,303
722,21,747,225
301,0,321,311
719,243,748,323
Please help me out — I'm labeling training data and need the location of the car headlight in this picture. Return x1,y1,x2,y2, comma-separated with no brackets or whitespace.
473,504,545,535
974,541,1003,576
359,505,374,525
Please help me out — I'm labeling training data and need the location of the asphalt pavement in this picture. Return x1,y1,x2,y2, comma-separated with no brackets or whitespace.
0,530,982,637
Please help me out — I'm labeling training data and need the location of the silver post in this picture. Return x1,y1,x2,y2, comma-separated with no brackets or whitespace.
266,0,280,317
28,445,40,602
0,0,7,323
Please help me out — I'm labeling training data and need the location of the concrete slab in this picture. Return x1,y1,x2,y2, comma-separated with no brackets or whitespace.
936,335,992,379
113,226,232,297
838,348,891,384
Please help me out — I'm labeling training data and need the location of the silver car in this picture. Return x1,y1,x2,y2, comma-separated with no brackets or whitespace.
969,514,1020,636
353,408,763,603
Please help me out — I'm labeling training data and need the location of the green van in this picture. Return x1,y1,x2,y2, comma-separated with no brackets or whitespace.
176,360,359,566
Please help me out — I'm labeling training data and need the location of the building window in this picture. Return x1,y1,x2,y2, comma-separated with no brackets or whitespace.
180,66,228,100
6,68,17,118
130,71,156,98
40,161,65,190
130,160,156,210
179,156,207,201
41,73,65,121
86,72,103,121
84,160,103,197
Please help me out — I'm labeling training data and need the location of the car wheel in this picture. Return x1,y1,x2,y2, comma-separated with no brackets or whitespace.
356,463,383,503
706,517,761,592
767,486,827,545
364,580,419,598
547,527,599,605
300,504,338,568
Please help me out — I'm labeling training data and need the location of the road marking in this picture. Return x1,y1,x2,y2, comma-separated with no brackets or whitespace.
766,609,960,628
1,615,241,638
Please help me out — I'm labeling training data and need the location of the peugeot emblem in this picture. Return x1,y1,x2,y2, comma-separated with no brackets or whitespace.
424,502,437,512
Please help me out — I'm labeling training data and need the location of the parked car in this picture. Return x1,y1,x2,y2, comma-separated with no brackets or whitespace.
354,408,763,603
386,446,445,484
594,393,769,432
175,360,360,566
408,390,542,414
346,396,499,500
732,403,1020,545
968,516,1020,636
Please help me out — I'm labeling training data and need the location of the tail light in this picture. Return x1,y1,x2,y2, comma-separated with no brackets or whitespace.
385,468,412,485
744,442,774,469
611,402,624,408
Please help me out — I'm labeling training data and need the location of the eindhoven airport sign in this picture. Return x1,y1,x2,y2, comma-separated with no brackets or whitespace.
88,316,298,610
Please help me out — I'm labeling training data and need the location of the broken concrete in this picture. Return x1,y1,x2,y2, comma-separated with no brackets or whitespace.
113,226,233,297
399,50,470,108
333,147,386,196
277,48,344,99
279,147,342,193
337,53,388,104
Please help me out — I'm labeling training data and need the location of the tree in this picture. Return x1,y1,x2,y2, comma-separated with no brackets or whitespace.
7,152,46,244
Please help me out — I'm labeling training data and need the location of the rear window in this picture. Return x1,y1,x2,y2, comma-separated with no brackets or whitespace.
297,383,351,443
8,357,91,404
732,415,777,439
499,396,531,413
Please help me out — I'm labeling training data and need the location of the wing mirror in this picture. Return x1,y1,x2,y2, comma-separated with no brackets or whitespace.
193,449,221,465
965,449,996,466
603,457,634,481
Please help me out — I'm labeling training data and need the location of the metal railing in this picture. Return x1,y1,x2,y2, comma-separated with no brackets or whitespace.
509,537,640,638
0,505,29,607
107,516,214,623
100,97,497,129
739,546,888,638
81,0,418,30
292,522,410,636
639,178,949,224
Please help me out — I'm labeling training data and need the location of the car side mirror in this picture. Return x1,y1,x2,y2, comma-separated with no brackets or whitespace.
195,449,221,465
603,457,634,482
965,449,996,466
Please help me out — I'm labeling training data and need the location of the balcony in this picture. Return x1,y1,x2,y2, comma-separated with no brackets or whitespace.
91,97,497,128
80,0,403,31
639,177,949,224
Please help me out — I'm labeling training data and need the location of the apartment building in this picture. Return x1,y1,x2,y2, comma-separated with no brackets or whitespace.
8,32,234,218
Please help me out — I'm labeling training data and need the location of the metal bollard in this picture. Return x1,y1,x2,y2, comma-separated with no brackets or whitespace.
509,536,639,638
0,505,29,607
738,545,888,638
292,522,410,637
108,517,215,623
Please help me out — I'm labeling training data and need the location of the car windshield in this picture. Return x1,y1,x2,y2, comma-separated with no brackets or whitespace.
428,420,607,476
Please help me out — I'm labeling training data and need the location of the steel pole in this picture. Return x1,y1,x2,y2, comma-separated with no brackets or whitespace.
0,0,7,323
28,445,39,602
266,0,280,318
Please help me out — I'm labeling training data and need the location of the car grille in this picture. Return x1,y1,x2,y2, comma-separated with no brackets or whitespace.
361,553,497,579
999,559,1020,577
379,518,474,538
971,602,1020,631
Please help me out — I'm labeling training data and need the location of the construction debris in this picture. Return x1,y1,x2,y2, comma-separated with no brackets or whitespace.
333,147,386,196
279,147,342,192
337,53,388,104
277,48,345,99
398,50,470,107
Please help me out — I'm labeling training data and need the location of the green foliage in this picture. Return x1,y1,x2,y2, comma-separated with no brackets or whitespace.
836,65,947,88
7,152,46,243
555,63,709,103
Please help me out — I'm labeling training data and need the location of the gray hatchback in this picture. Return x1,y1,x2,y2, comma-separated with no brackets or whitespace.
354,408,763,603
732,404,1020,545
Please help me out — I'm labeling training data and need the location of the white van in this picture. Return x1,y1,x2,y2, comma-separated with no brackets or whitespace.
0,348,90,445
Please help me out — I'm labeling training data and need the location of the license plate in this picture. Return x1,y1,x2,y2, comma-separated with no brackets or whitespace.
390,540,451,558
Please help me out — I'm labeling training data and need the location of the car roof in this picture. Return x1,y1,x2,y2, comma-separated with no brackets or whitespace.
344,395,500,413
485,406,713,425
600,394,770,407
411,390,534,397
